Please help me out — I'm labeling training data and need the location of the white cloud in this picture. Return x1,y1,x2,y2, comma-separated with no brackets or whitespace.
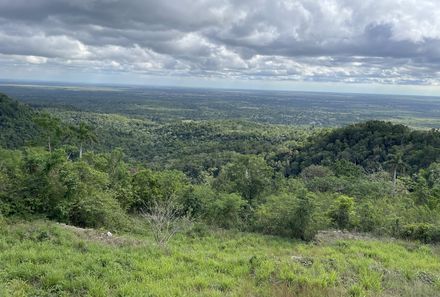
24,55,48,64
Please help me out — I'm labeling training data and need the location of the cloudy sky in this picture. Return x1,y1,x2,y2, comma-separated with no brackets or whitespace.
1,0,440,94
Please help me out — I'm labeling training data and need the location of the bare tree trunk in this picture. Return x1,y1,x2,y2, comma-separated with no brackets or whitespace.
392,167,397,195
79,143,83,159
48,136,51,153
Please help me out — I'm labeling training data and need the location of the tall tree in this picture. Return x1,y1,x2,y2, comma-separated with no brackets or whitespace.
214,155,273,203
34,114,61,152
385,147,407,195
74,122,97,159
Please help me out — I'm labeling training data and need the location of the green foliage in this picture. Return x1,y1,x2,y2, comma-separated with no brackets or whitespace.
256,188,317,240
205,193,247,229
329,195,356,230
187,185,247,229
62,161,128,229
331,159,365,177
214,155,273,203
132,169,190,211
286,121,440,175
400,223,440,243
72,122,97,158
0,147,128,229
300,164,334,181
0,93,42,148
425,162,440,187
33,113,65,152
356,201,381,232
1,90,440,243
70,191,129,230
0,212,5,229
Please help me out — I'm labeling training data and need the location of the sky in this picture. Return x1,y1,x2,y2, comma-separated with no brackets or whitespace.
1,0,440,95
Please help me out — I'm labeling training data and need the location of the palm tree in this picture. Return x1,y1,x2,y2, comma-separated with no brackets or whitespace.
74,122,97,159
385,147,407,195
34,114,60,152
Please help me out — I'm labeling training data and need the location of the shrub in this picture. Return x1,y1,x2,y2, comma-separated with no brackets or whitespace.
206,193,247,229
400,223,440,243
214,155,273,203
300,165,333,181
256,190,317,240
0,213,5,229
328,195,356,230
180,184,215,218
356,202,381,232
131,169,190,211
304,175,345,192
331,159,365,177
69,191,129,230
141,199,193,247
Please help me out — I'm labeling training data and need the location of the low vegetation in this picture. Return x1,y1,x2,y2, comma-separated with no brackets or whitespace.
0,220,439,297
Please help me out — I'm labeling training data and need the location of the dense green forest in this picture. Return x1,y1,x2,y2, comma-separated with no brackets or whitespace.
1,91,440,296
1,90,439,240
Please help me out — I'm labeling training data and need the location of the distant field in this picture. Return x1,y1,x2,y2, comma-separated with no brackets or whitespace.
1,83,439,129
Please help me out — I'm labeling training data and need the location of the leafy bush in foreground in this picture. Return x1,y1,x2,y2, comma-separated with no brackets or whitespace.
256,190,317,240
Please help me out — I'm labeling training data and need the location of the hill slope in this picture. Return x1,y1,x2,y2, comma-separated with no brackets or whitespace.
0,220,439,297
285,121,440,175
0,93,41,148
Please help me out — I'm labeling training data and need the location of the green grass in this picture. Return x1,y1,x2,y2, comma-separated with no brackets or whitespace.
0,220,439,296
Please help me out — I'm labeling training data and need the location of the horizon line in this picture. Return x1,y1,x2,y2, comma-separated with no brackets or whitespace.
1,77,440,99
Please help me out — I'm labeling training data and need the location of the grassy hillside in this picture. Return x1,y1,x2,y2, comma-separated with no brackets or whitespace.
0,220,439,297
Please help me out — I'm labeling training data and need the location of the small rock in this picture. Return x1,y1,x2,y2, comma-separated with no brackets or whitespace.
106,231,113,237
417,271,437,285
291,255,314,267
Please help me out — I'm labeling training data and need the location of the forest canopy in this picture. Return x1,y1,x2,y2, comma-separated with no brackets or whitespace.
1,92,439,244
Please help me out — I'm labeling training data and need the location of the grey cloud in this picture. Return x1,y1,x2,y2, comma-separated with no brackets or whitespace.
0,0,440,85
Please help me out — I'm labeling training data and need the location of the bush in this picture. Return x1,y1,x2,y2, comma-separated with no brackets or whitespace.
356,202,380,232
183,184,217,218
0,213,5,229
206,193,247,229
214,155,273,203
331,159,364,177
328,195,356,230
400,223,440,243
256,190,317,240
69,191,129,230
300,165,333,181
131,169,190,211
304,175,346,192
141,199,193,247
